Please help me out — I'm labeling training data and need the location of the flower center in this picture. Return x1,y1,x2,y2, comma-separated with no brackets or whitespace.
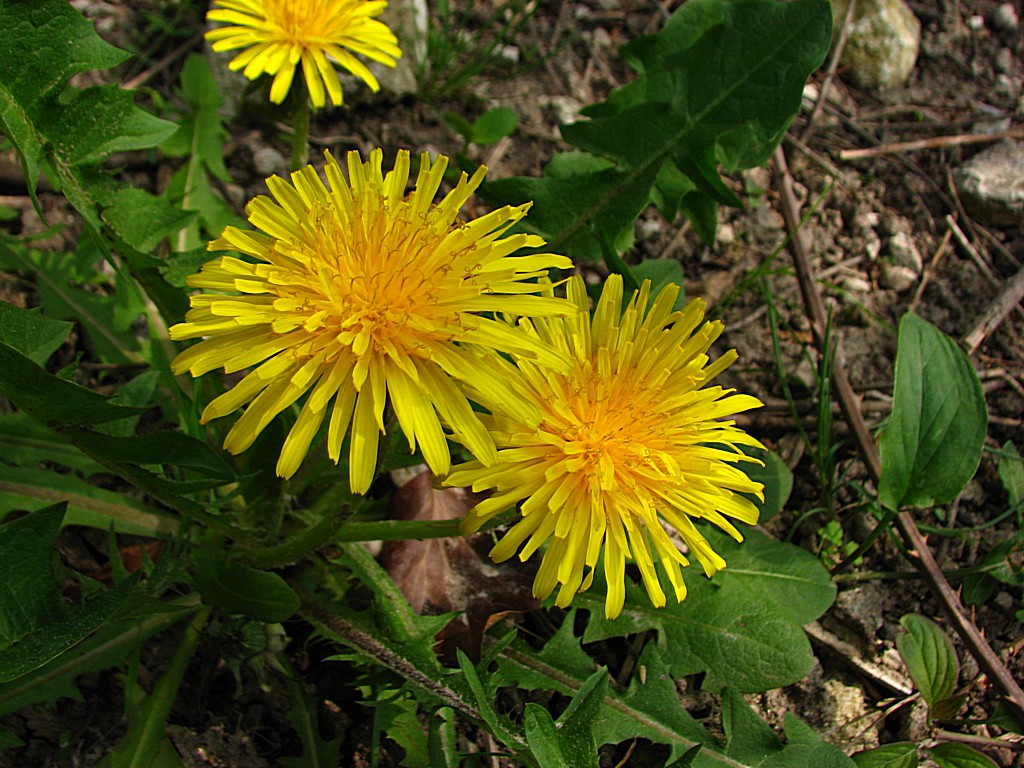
264,0,327,42
296,198,462,360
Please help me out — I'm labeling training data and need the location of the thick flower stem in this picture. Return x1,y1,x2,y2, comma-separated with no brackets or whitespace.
291,84,310,171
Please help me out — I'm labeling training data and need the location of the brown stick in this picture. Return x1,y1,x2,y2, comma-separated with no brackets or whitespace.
839,127,1024,161
771,145,1024,728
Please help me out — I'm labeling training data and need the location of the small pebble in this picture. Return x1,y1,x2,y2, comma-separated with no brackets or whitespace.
252,146,287,177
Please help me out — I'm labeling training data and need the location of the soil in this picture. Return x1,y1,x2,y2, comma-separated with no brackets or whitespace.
1,0,1023,766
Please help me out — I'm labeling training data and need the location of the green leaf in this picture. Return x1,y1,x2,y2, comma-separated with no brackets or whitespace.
759,714,856,767
458,650,528,754
483,159,658,261
0,302,72,364
998,441,1023,507
428,708,460,768
879,314,988,510
631,260,685,309
0,0,127,195
740,448,793,523
280,672,342,768
0,237,142,365
559,0,831,241
524,670,607,768
0,605,193,716
0,463,178,537
471,107,519,144
895,614,959,710
497,621,711,764
851,743,918,768
100,186,196,254
0,503,65,649
0,575,138,684
927,743,998,768
192,546,299,623
103,607,208,768
721,687,782,763
161,54,238,252
0,340,146,427
525,703,568,768
583,529,835,692
525,672,611,768
0,0,174,243
718,694,856,767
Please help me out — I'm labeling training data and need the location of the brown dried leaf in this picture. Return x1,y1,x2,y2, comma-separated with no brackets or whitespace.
381,469,539,662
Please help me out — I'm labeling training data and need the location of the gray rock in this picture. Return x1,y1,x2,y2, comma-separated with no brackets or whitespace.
370,0,427,96
831,0,921,90
252,146,288,178
953,140,1024,227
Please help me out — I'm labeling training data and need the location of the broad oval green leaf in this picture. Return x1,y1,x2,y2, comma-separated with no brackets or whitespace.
896,614,959,710
471,107,519,145
852,742,918,768
928,742,998,768
879,313,987,510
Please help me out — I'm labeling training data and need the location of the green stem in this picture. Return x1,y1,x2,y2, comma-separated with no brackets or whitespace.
235,499,358,569
120,605,211,767
291,82,310,171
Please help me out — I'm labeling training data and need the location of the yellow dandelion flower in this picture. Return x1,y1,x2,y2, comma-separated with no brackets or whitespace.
205,0,402,108
446,274,766,619
170,148,573,494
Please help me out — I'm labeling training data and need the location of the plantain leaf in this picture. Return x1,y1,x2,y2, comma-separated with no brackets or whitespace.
852,743,918,768
879,314,987,510
927,743,998,768
896,615,959,713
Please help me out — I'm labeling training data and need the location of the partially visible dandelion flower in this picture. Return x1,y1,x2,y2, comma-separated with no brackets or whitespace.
170,149,573,494
446,274,766,619
205,0,402,108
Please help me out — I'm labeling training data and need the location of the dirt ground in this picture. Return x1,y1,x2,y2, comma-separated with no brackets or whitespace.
2,0,1023,765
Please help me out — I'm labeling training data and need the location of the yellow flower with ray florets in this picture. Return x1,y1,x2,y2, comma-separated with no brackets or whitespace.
170,149,573,494
205,0,401,108
446,274,766,619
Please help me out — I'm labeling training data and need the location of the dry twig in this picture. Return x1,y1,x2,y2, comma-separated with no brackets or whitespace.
839,127,1024,161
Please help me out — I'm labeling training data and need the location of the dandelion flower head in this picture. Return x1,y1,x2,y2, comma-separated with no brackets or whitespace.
205,0,402,108
446,274,766,619
171,149,573,494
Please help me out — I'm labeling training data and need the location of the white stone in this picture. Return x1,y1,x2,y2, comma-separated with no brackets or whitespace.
880,263,918,292
994,3,1020,33
885,230,923,272
831,0,921,89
